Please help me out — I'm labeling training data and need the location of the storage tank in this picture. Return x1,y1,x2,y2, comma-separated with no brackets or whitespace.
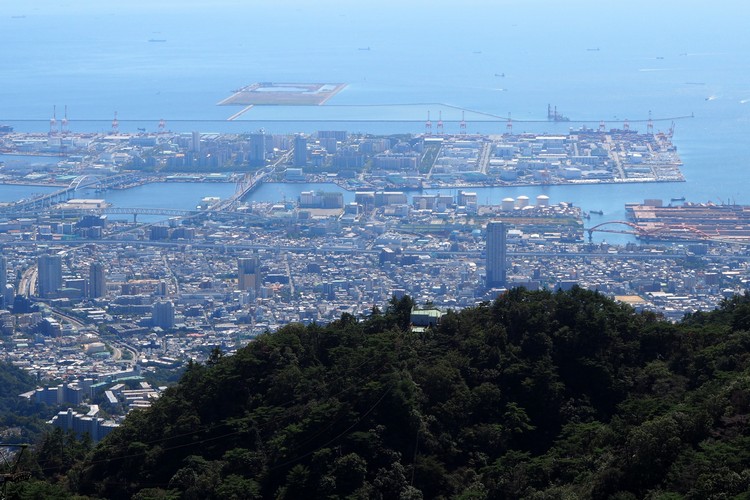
501,197,515,211
516,195,530,208
536,195,550,207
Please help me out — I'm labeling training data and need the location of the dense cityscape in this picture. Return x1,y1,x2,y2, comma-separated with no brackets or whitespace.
0,124,748,439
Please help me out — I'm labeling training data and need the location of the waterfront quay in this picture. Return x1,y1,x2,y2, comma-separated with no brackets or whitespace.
627,199,750,243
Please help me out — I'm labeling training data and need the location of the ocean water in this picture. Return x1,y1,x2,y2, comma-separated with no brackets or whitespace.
3,1,748,125
0,183,57,203
79,183,239,212
2,0,750,242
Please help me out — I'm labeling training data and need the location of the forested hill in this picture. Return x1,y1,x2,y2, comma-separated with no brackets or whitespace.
0,360,48,444
27,289,750,498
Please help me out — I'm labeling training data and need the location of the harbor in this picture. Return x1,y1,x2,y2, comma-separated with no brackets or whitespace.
0,124,742,246
626,200,750,243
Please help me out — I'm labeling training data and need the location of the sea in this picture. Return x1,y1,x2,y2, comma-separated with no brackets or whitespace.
2,0,750,243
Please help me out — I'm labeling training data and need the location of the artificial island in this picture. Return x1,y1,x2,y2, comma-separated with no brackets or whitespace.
217,82,347,120
0,119,683,192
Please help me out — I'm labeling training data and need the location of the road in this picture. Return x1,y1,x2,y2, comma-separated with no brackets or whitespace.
477,141,493,175
604,135,626,179
18,265,37,297
163,254,180,296
47,305,139,365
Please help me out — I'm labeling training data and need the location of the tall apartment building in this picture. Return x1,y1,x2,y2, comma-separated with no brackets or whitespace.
152,300,175,329
238,257,261,295
89,262,106,299
38,254,62,298
486,221,507,288
294,134,307,167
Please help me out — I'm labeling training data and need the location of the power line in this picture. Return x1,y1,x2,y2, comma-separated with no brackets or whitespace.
34,343,400,475
267,383,394,472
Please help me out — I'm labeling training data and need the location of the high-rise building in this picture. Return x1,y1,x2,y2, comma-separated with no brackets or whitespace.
38,254,63,298
89,262,106,299
317,130,347,141
486,221,507,288
294,134,307,167
248,132,267,167
191,131,201,152
152,300,175,329
149,226,170,241
238,257,260,294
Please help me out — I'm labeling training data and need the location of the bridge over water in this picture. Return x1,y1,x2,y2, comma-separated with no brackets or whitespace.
1,173,138,213
209,169,270,212
0,166,277,223
209,150,290,212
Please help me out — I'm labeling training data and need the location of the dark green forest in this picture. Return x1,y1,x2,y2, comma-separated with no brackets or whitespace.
0,361,49,443
11,288,750,499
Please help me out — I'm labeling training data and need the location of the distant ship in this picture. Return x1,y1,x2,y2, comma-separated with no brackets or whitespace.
589,210,604,215
358,47,370,51
148,39,167,43
671,196,686,202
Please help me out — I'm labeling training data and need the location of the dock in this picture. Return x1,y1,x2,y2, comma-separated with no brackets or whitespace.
626,201,750,243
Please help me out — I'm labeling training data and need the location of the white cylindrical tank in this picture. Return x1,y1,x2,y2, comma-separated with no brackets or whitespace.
516,195,530,208
536,195,550,207
501,197,515,211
